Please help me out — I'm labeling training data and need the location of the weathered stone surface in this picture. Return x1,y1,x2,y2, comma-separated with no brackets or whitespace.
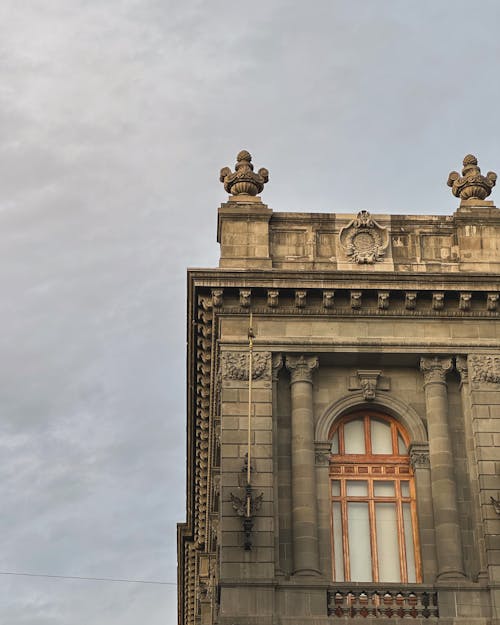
179,153,500,625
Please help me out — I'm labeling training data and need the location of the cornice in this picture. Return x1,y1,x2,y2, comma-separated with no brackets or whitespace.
186,274,499,321
188,268,500,290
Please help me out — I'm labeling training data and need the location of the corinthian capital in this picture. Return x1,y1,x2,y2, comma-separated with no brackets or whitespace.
285,355,319,384
420,357,453,386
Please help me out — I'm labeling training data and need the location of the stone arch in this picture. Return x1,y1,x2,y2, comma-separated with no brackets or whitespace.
315,391,427,443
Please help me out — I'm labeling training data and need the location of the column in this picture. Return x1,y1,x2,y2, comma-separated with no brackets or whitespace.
285,354,320,576
420,357,465,579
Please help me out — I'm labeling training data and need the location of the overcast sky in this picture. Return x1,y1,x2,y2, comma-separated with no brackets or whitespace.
1,1,499,623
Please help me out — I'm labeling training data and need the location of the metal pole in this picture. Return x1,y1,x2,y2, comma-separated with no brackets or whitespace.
246,313,253,517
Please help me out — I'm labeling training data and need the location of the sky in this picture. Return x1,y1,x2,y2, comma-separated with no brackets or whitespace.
1,1,499,623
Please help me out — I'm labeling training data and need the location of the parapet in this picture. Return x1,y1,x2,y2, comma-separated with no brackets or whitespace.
217,152,500,273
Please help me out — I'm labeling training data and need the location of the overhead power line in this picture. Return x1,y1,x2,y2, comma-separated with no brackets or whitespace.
0,571,176,586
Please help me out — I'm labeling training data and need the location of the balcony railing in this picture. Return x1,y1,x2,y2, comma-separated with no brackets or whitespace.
327,586,438,619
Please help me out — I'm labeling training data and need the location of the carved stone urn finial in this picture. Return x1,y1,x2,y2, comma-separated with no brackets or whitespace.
219,150,269,196
447,154,497,200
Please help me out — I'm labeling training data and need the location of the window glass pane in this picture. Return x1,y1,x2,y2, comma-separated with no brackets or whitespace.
331,431,339,454
331,480,340,496
371,418,393,454
403,503,416,583
332,502,344,581
344,419,365,454
375,503,401,582
346,481,367,497
374,481,395,497
347,502,372,581
398,433,407,454
401,481,410,498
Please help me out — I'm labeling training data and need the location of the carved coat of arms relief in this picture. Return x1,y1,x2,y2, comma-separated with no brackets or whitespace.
339,210,389,264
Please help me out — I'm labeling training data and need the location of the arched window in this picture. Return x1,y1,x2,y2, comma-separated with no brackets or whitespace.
329,411,421,584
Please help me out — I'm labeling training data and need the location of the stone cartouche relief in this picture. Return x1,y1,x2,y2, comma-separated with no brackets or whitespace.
220,351,271,381
468,355,500,386
339,210,389,264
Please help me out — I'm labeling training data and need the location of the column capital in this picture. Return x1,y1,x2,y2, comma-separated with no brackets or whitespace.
285,354,319,384
420,356,453,386
409,443,430,469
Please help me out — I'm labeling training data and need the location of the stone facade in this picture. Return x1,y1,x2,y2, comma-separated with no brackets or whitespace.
178,153,500,625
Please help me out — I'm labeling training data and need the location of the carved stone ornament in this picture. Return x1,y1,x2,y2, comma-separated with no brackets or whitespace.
295,290,307,308
487,293,499,311
239,289,251,308
455,355,469,384
351,291,362,309
272,353,284,381
339,210,389,264
432,292,445,310
410,449,430,469
315,442,331,466
315,450,330,466
221,351,271,380
267,290,279,308
405,291,417,310
323,290,334,308
220,150,269,196
469,355,500,385
447,154,497,200
459,292,472,311
285,354,319,384
420,357,453,385
378,291,389,310
211,288,223,308
358,370,381,400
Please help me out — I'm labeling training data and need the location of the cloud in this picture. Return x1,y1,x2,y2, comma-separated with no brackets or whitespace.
1,1,499,622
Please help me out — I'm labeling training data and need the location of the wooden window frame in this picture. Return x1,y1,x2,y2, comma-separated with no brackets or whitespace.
329,411,422,584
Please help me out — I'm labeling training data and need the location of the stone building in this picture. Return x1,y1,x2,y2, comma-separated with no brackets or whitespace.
177,151,500,624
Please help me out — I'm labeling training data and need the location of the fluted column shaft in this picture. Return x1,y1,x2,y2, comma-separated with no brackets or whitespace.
285,355,320,576
420,357,465,579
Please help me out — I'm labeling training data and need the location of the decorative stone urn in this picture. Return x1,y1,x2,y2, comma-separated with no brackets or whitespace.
220,150,269,196
447,154,497,200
